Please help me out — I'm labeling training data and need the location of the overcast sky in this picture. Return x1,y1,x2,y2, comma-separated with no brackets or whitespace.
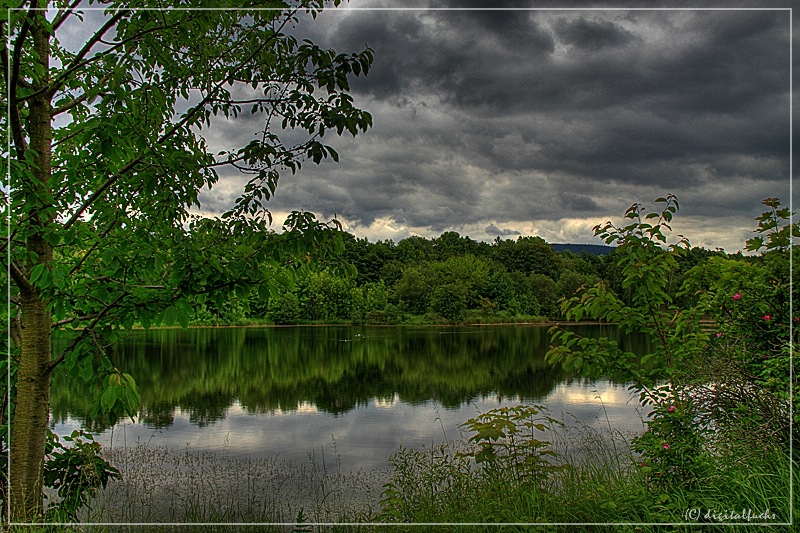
171,2,795,251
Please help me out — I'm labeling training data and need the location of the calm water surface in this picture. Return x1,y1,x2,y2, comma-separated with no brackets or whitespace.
51,325,651,471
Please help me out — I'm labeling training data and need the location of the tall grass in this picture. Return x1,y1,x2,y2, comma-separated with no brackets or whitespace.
376,411,795,532
28,411,793,533
67,440,387,531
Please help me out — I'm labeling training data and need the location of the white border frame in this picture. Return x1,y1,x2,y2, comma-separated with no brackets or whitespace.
4,3,794,528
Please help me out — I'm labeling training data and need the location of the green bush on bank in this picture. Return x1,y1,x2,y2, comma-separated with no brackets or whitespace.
378,416,793,527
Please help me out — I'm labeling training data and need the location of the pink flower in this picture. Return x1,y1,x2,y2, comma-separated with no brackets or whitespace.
763,315,771,321
668,405,676,413
733,293,741,301
662,443,670,450
716,332,723,338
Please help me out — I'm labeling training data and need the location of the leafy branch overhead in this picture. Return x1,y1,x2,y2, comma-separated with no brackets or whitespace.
4,0,374,521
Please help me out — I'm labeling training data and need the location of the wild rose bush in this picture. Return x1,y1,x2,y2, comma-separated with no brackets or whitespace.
680,198,796,449
633,398,711,490
548,196,795,492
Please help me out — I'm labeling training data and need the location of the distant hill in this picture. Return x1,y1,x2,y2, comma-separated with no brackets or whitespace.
551,243,616,256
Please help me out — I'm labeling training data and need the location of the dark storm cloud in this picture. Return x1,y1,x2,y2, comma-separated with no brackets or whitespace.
199,2,793,251
559,192,601,212
555,17,637,49
486,224,521,237
306,6,554,108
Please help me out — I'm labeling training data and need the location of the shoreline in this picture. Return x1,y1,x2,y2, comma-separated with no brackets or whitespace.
65,320,623,331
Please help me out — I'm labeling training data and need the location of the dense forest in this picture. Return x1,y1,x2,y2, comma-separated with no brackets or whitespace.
191,230,724,326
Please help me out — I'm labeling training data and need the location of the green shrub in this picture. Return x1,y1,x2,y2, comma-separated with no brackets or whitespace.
43,429,121,521
267,291,300,325
457,405,566,490
546,195,793,516
429,283,468,323
365,310,389,325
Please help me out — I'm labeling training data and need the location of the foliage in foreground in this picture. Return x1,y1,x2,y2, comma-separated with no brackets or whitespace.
4,0,373,522
378,421,793,530
380,196,794,529
42,430,120,523
547,196,794,485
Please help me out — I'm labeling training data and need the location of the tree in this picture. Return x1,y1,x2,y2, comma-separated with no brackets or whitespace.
492,236,563,280
488,267,538,316
528,273,559,319
432,231,488,260
3,0,373,521
342,234,396,284
430,283,468,323
556,269,599,300
395,263,435,315
395,235,435,263
432,254,491,309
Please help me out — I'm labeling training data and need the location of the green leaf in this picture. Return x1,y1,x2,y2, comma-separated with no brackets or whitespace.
100,386,117,412
163,306,178,326
79,357,94,382
29,263,46,285
51,264,69,290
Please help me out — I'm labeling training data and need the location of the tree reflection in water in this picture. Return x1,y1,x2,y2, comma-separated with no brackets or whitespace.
50,325,652,468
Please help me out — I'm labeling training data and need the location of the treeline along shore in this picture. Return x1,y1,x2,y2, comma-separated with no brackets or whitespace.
189,230,729,327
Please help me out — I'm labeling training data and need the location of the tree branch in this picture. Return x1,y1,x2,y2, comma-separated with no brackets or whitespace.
8,259,33,295
10,5,34,93
51,312,103,329
63,13,291,229
51,74,109,116
51,0,83,33
208,97,284,106
62,157,143,230
7,6,35,156
52,123,89,147
68,212,124,276
19,11,126,104
47,292,126,375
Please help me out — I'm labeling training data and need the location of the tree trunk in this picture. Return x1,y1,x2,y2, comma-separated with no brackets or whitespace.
10,275,52,522
9,16,53,523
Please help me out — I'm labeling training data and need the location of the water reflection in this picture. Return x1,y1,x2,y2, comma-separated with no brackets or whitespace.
51,325,651,470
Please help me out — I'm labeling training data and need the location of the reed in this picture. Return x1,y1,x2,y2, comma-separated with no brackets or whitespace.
72,440,388,531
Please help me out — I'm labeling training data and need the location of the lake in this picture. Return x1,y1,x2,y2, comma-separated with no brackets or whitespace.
51,325,652,473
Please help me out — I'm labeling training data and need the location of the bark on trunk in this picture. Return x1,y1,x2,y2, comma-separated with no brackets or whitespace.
9,16,53,523
10,277,52,522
